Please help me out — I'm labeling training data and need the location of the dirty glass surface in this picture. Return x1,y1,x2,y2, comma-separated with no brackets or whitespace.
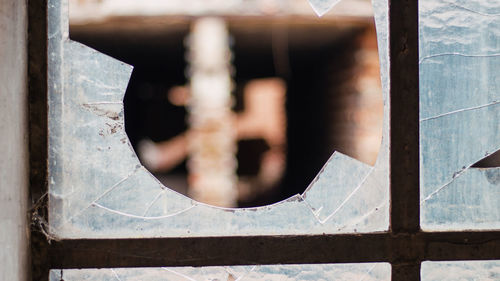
48,0,390,238
50,263,391,281
419,0,500,230
421,261,500,280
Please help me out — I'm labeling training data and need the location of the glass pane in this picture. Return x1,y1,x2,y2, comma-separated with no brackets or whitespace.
50,263,391,281
419,0,500,230
47,0,390,238
422,261,500,280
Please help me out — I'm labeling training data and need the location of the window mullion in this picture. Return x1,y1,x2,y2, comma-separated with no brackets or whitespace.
388,0,420,279
388,0,420,234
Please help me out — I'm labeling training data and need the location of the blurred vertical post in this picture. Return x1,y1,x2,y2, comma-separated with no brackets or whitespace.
186,18,238,207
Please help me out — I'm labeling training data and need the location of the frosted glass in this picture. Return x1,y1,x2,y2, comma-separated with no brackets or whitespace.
50,263,391,281
419,0,500,230
48,0,390,238
421,261,500,280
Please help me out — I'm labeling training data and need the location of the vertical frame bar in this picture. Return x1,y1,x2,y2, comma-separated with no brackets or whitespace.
388,0,420,237
29,0,50,280
388,0,420,280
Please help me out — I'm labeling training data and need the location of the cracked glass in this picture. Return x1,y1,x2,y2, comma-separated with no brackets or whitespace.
419,0,500,230
49,263,391,281
48,0,390,238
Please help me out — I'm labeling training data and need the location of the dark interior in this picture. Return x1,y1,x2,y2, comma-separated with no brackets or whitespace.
70,18,370,206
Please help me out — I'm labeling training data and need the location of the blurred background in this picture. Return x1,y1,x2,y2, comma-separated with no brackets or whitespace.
69,0,383,208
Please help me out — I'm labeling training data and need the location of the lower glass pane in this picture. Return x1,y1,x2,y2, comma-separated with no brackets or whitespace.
50,263,391,281
422,261,500,280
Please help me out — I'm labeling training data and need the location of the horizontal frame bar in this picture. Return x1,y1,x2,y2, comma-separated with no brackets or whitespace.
46,231,500,269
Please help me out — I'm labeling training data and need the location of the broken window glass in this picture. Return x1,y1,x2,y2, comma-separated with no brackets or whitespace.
48,0,390,238
421,261,500,280
419,0,500,230
50,263,391,281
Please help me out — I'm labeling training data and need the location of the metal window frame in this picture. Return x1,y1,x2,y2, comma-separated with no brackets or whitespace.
28,0,500,280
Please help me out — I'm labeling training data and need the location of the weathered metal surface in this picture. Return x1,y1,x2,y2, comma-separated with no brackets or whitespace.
387,0,420,278
419,0,500,230
421,261,500,280
48,0,389,239
49,263,391,281
29,0,51,280
388,0,420,234
44,231,500,269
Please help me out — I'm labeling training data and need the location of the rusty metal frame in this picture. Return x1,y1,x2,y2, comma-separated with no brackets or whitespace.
45,232,500,268
28,0,500,280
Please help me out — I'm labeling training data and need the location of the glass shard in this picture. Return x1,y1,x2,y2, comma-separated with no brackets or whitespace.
419,0,500,230
307,0,343,17
50,263,391,281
